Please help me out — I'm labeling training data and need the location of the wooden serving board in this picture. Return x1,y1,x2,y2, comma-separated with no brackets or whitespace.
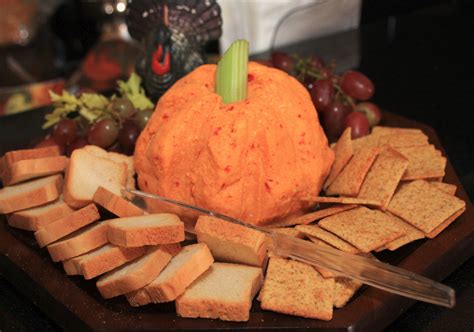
0,110,473,331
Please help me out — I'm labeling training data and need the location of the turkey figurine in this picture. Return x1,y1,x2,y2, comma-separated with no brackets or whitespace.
127,0,223,101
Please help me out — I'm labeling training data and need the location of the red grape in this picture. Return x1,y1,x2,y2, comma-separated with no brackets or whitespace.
110,97,135,119
65,137,88,156
344,112,370,139
35,136,65,154
133,109,153,129
310,79,334,113
354,102,382,127
271,52,294,74
118,121,141,153
53,119,77,145
318,67,332,79
340,70,374,101
107,142,123,154
322,102,351,142
87,118,119,148
253,59,273,67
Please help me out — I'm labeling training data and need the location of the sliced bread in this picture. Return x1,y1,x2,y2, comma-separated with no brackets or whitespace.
126,243,214,306
2,156,68,186
80,244,146,280
7,196,74,231
63,147,128,208
93,186,145,217
83,145,135,190
34,204,100,247
195,216,267,267
260,257,335,321
0,174,63,214
107,214,184,247
96,244,181,299
47,221,109,262
63,253,89,275
1,146,61,171
175,262,263,322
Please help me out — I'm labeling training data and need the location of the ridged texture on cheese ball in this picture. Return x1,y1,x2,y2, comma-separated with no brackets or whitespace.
134,62,334,226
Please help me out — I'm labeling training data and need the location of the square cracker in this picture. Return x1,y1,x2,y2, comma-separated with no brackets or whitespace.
296,225,360,254
352,134,379,154
333,277,363,308
430,182,457,195
318,206,405,253
371,126,424,136
260,257,335,320
378,132,429,148
326,146,380,197
426,207,466,239
357,147,408,210
387,180,466,234
324,127,353,189
282,204,358,226
396,145,446,180
302,196,381,207
377,213,425,251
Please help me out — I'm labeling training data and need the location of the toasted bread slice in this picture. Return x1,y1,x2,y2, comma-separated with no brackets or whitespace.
1,146,61,175
195,216,267,267
35,204,100,247
176,263,263,322
93,186,145,218
7,196,74,231
47,221,109,262
96,244,181,299
63,147,127,208
107,214,184,247
80,244,146,280
126,243,214,306
63,253,89,275
2,156,68,186
83,145,135,190
0,175,63,214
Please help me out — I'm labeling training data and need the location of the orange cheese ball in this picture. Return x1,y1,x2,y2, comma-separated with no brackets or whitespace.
134,62,334,226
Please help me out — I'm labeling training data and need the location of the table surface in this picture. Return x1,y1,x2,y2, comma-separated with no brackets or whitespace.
1,2,473,331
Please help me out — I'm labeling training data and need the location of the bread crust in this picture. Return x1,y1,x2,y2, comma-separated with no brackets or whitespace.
7,198,74,231
96,244,181,299
47,222,109,262
93,186,145,218
2,156,68,186
0,175,63,214
35,204,100,247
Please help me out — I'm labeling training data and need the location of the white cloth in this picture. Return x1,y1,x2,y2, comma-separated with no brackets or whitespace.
219,0,362,54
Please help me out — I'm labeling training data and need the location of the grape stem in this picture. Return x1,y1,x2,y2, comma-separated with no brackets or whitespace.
293,54,356,109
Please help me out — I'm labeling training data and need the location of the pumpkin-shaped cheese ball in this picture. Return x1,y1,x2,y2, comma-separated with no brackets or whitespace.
134,62,334,226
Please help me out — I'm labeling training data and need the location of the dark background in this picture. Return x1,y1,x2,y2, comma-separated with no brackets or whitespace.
1,0,473,331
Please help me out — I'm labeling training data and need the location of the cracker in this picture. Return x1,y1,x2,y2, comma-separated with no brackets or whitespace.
378,132,429,148
326,146,380,197
430,182,457,195
352,134,379,154
260,257,335,321
318,207,405,253
283,204,358,226
296,225,360,254
379,213,425,251
426,207,466,239
333,277,363,308
324,127,353,189
357,147,408,210
371,126,424,136
396,145,446,180
302,196,381,207
387,180,466,234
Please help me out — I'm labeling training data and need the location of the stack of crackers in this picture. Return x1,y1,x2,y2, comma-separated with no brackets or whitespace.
258,126,466,320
